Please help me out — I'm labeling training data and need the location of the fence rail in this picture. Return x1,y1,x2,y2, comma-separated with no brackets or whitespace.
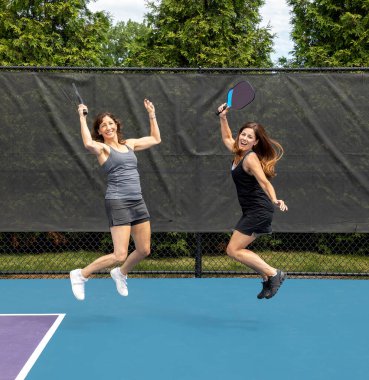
2,66,369,72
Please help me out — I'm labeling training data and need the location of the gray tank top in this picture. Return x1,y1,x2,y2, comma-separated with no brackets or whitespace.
101,145,142,200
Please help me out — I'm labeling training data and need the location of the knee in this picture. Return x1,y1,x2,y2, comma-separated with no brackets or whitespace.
226,244,236,258
227,243,249,260
138,245,151,258
113,248,128,264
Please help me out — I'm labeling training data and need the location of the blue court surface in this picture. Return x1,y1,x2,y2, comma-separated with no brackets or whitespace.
1,278,369,380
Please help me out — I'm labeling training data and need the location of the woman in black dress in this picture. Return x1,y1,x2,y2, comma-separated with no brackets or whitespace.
218,103,288,299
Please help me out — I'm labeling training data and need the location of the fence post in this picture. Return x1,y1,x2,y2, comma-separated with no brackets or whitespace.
195,233,202,278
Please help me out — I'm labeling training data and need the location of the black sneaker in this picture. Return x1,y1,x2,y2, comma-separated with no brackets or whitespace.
257,280,270,299
265,270,286,299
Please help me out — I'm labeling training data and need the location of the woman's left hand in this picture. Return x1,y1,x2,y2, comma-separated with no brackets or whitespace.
144,98,155,117
274,200,288,212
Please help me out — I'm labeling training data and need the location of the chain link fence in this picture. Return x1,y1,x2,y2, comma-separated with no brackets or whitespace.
1,232,368,278
1,67,368,279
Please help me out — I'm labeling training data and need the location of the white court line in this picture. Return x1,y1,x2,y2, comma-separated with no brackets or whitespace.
0,313,65,380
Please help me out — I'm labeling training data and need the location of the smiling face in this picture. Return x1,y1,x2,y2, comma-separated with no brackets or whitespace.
98,116,117,141
92,112,123,143
237,127,258,152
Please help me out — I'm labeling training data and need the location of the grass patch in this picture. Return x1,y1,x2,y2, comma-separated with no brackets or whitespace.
0,251,368,275
203,251,369,274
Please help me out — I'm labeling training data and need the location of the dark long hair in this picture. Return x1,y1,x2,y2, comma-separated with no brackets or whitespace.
91,112,125,143
233,122,284,178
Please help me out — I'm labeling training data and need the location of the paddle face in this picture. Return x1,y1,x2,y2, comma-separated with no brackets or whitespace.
72,83,88,115
216,81,255,115
228,81,255,110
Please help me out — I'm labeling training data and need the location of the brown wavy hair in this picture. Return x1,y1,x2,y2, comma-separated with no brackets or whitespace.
91,112,125,144
233,122,284,178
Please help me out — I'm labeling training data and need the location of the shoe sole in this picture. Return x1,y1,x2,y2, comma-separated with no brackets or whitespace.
110,269,128,297
70,273,85,301
265,271,287,299
257,280,272,300
257,289,268,299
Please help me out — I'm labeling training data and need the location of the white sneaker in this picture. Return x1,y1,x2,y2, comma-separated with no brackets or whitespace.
70,269,88,301
110,267,128,296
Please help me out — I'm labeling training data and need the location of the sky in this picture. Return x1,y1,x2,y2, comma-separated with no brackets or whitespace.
89,0,294,62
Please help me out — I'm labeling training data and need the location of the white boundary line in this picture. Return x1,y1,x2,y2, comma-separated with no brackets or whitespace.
0,313,66,380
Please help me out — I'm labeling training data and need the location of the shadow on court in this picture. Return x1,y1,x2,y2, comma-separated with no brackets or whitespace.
1,278,369,380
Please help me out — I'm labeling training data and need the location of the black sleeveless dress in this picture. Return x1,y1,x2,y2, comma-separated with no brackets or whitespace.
231,151,274,236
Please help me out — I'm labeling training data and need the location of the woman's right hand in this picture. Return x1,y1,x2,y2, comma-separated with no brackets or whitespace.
217,103,229,118
78,104,88,117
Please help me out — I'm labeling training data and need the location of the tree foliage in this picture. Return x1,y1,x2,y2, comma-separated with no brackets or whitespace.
287,0,369,67
106,20,150,66
123,0,274,68
0,0,112,66
0,0,275,68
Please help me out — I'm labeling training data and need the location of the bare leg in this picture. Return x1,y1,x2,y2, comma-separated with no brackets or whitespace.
81,225,131,278
226,230,277,280
120,221,151,275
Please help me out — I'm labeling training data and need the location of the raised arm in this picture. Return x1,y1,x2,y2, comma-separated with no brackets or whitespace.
126,99,161,151
217,103,235,152
78,104,104,156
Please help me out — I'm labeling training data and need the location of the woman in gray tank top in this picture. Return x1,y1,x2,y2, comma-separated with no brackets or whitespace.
70,99,161,301
217,102,288,300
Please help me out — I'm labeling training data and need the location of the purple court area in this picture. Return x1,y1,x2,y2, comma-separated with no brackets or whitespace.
0,314,64,380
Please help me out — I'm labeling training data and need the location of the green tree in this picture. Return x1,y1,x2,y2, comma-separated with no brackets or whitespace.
125,0,274,67
0,0,112,66
287,0,369,67
106,20,150,66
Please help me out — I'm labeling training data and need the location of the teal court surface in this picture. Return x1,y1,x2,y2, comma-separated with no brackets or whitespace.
1,278,369,380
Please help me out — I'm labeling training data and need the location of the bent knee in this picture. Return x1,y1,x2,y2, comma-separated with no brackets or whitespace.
138,246,151,258
226,244,249,259
226,244,236,258
113,249,128,263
